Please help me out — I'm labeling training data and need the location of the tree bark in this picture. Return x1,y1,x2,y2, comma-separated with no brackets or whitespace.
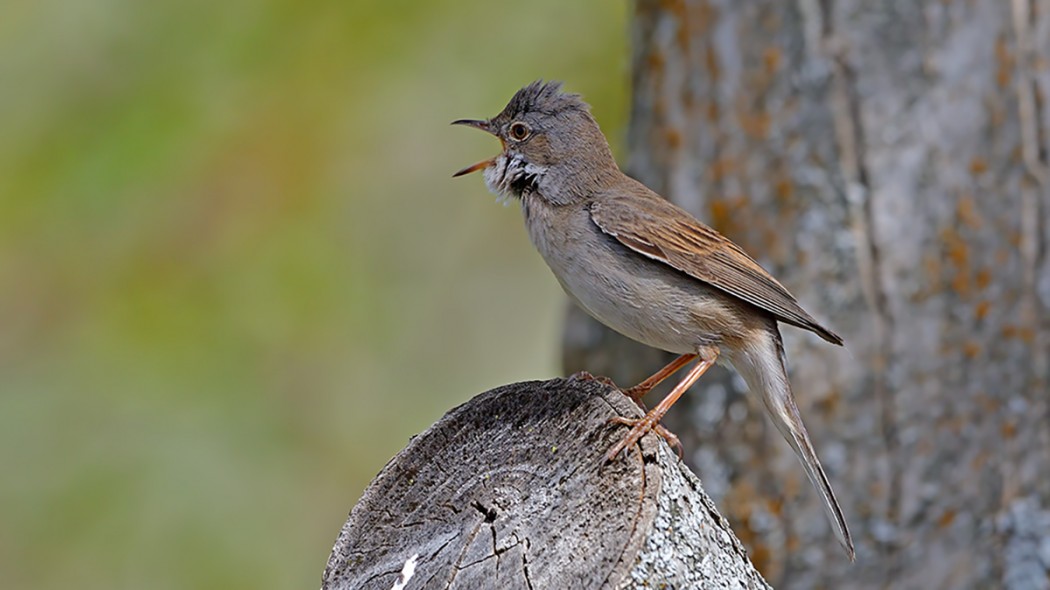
322,378,771,590
562,1,1050,587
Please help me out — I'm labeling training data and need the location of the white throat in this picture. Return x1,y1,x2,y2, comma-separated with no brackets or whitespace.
483,152,548,204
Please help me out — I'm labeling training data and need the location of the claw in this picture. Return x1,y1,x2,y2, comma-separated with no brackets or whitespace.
569,371,618,388
604,415,682,462
653,424,683,459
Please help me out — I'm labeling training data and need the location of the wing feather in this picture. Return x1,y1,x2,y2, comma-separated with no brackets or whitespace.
590,188,843,345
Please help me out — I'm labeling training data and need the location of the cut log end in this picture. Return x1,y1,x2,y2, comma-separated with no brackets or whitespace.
322,377,771,590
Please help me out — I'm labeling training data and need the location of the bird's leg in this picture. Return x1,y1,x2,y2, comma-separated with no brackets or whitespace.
623,353,697,408
605,348,719,462
573,352,697,411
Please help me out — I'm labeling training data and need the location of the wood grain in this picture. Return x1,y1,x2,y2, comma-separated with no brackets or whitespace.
322,378,771,589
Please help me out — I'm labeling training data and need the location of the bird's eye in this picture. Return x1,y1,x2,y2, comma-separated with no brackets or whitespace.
509,122,531,141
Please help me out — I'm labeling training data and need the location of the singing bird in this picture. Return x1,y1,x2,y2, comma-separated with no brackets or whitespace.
453,81,854,560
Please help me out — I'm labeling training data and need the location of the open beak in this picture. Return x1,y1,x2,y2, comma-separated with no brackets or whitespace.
451,118,502,177
452,159,494,177
451,118,492,132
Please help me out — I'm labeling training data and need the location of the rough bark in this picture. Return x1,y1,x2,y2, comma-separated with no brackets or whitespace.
322,378,771,590
562,1,1050,588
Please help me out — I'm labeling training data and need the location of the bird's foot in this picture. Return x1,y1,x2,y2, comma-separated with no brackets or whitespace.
573,371,647,411
604,414,682,462
569,371,618,389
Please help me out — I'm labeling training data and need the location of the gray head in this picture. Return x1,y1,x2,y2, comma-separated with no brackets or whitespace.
453,81,619,204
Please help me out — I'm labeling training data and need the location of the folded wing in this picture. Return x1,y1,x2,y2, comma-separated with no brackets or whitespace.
589,187,843,345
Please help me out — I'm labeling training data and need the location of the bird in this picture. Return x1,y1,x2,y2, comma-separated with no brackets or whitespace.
452,80,854,560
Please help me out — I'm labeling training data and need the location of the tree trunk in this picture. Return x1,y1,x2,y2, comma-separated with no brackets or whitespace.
322,378,771,590
562,1,1050,587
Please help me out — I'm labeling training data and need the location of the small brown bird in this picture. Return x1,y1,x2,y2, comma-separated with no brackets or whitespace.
453,80,854,560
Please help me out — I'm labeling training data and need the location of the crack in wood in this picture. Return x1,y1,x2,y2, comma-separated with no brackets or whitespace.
521,537,535,590
471,500,499,524
601,436,652,589
441,518,483,589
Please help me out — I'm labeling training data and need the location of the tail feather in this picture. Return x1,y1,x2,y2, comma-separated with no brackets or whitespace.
733,328,855,561
779,397,855,561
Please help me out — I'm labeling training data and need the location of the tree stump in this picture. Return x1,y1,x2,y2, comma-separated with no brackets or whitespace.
322,378,772,589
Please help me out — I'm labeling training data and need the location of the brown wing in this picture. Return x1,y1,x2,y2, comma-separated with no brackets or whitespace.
590,187,843,345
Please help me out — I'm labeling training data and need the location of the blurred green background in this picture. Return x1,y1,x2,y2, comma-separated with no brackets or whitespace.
0,1,628,588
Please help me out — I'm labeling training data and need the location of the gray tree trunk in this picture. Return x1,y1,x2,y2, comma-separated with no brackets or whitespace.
563,1,1050,588
323,378,771,590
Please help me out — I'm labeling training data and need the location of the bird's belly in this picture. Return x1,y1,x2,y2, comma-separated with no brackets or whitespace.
529,212,737,354
558,270,709,354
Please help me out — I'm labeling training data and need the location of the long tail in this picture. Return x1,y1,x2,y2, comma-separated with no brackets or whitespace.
733,327,855,561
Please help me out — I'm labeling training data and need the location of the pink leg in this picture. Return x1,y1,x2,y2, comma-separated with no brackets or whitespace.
623,353,697,408
605,349,719,462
